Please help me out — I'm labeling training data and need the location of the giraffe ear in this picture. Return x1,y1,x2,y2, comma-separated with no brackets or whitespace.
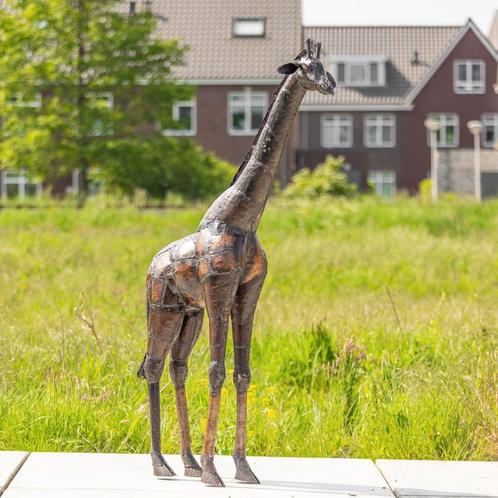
327,71,337,88
278,62,299,74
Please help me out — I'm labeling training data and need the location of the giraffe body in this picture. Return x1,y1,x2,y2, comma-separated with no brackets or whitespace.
139,39,335,487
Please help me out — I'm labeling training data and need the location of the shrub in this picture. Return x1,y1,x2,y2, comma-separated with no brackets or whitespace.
284,155,357,199
96,138,235,201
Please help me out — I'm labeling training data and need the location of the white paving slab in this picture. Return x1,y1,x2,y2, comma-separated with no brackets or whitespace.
3,452,394,498
376,460,498,498
0,452,29,495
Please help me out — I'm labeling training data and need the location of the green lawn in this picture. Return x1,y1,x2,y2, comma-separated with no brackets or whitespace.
0,197,497,460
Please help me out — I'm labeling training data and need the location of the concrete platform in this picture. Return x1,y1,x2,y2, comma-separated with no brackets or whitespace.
376,460,498,498
1,452,497,498
0,452,28,495
2,452,393,498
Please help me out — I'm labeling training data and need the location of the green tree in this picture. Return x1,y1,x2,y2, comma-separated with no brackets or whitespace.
284,155,357,199
0,0,191,200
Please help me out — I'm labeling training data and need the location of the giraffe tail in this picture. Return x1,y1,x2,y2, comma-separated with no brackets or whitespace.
137,353,147,379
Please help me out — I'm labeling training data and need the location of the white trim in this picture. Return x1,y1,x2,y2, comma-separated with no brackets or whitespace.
8,92,42,108
482,113,498,148
182,79,280,86
330,55,387,87
232,17,266,38
300,104,413,111
426,113,459,148
227,88,268,136
405,20,498,104
162,99,197,136
320,114,353,148
1,169,42,199
368,169,397,197
363,113,396,148
453,59,485,94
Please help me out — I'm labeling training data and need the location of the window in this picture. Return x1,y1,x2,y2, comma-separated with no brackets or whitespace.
426,113,459,148
364,114,396,147
321,114,353,148
90,92,113,136
7,92,42,108
368,170,396,197
232,18,266,38
482,114,498,148
162,100,196,136
228,89,267,135
454,60,485,94
331,56,387,87
1,170,42,199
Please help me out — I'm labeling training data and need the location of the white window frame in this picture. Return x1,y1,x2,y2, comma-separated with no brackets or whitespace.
482,113,498,148
330,55,387,87
368,170,396,198
1,169,42,199
363,114,396,148
426,113,459,148
89,91,113,136
227,88,268,136
162,100,197,136
232,17,266,38
320,114,353,148
453,60,485,94
8,92,42,108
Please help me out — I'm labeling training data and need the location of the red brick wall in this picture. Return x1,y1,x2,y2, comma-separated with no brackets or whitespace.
194,84,299,187
404,29,498,192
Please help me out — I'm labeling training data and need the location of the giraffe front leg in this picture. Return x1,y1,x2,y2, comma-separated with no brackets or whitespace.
201,272,239,487
231,274,265,484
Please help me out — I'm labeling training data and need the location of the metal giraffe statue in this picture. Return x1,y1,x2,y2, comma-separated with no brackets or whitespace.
138,39,336,488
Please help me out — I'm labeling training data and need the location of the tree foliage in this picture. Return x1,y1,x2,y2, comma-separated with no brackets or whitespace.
0,0,207,198
100,137,235,200
284,155,357,199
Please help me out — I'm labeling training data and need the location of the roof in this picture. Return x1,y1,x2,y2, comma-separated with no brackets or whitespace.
302,25,461,107
144,0,302,81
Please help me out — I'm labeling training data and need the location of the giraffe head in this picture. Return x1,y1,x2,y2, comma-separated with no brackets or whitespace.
277,39,336,95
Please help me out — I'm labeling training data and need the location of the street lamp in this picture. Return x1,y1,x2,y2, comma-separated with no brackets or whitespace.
467,120,483,202
424,118,441,202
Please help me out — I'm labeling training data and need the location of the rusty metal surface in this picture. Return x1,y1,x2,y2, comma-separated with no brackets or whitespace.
138,39,335,487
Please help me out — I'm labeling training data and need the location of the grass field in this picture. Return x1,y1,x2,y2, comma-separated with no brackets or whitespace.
0,197,497,460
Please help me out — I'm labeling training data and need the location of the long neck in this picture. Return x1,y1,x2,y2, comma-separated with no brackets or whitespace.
201,74,306,233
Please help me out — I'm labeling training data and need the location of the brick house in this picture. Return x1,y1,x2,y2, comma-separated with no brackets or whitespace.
300,20,498,196
1,2,498,198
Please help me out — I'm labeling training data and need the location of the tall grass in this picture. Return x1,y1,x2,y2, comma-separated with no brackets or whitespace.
0,197,496,459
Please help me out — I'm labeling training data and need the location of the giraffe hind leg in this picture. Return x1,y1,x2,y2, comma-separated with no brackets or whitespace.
170,310,204,477
141,299,185,478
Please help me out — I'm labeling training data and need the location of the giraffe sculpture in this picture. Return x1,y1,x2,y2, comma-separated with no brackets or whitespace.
138,39,336,488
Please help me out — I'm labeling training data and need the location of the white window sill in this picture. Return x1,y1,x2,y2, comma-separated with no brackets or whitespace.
162,130,196,137
228,129,259,136
364,143,396,148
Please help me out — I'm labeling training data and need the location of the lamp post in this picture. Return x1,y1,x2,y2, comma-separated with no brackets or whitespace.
467,120,483,202
424,118,441,202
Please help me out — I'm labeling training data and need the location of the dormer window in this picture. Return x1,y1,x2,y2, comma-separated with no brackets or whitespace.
454,60,485,94
233,18,266,38
331,56,387,87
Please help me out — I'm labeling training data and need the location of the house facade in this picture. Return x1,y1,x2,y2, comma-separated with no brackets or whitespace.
300,21,498,196
1,1,498,199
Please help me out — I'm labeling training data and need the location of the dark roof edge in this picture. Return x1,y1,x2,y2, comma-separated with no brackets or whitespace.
303,24,462,29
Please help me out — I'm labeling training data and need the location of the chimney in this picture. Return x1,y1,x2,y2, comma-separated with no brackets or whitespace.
411,50,420,66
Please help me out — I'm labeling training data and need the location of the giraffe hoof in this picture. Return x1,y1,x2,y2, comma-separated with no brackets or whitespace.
234,458,260,484
153,463,176,477
185,466,203,477
201,470,225,487
151,453,176,477
182,452,202,477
